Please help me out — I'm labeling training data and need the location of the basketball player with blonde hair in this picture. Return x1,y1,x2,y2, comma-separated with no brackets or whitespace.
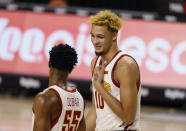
85,10,141,131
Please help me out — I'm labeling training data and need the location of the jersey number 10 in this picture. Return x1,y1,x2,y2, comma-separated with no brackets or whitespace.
95,91,104,109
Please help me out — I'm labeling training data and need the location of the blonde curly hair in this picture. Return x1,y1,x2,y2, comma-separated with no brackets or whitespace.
88,10,123,32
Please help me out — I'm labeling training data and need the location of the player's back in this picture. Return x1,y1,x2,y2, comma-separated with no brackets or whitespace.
33,84,85,131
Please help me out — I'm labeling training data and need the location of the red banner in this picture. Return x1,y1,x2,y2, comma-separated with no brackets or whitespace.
0,9,186,88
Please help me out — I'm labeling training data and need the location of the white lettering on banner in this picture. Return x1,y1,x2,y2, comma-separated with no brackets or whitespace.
20,28,44,62
117,30,122,45
146,38,171,73
141,87,149,97
172,41,186,74
0,18,8,35
19,77,40,89
0,18,186,76
76,24,88,65
120,36,146,66
0,27,21,61
165,89,185,100
45,30,74,59
84,36,94,66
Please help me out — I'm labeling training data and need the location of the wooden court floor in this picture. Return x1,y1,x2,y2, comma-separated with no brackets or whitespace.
0,95,186,131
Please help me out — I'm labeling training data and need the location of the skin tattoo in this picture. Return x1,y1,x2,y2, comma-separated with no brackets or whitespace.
93,73,99,81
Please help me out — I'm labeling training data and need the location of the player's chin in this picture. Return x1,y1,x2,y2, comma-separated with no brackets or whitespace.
95,51,104,56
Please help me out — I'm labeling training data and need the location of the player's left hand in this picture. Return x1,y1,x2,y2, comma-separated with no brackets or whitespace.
93,61,107,88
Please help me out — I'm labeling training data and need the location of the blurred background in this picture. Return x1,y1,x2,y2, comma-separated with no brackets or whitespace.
0,0,186,131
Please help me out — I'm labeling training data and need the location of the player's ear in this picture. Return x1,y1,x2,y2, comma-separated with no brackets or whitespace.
112,32,117,41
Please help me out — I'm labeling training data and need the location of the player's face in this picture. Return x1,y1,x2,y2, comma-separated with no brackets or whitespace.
90,25,114,56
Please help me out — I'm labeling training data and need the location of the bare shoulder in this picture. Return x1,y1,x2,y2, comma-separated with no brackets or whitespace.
34,92,49,107
118,56,138,69
116,56,139,80
33,90,59,113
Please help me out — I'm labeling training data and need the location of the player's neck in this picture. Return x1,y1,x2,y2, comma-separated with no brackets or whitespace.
49,74,67,88
58,81,67,89
101,45,118,63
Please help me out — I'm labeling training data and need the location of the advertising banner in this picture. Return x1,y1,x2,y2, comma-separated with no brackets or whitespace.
0,9,186,88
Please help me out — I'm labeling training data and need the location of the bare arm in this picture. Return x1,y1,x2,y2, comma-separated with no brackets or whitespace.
85,93,96,131
92,56,139,124
85,57,97,131
78,116,86,131
117,57,139,124
33,93,52,131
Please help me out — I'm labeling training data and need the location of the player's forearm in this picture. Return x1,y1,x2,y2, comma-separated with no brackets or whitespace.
94,82,135,124
78,118,86,131
85,109,96,131
33,117,51,131
33,123,50,131
85,121,95,131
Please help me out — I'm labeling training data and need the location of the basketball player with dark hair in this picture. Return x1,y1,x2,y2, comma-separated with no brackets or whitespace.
32,44,86,131
85,10,141,131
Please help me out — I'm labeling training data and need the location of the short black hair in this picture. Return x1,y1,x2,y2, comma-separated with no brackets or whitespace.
49,44,78,73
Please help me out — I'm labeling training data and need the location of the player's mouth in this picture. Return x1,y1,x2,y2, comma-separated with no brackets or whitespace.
95,45,102,50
